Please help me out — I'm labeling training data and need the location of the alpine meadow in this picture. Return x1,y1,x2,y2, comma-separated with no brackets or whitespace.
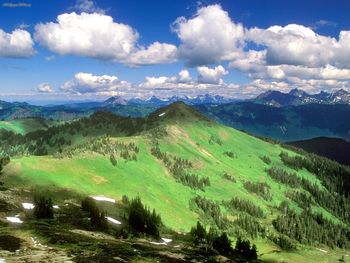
1,1,350,262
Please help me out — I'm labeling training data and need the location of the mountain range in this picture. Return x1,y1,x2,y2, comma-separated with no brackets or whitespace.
253,88,350,107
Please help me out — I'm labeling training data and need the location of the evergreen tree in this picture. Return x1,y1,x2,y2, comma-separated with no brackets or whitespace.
190,221,207,245
33,195,54,219
213,232,233,257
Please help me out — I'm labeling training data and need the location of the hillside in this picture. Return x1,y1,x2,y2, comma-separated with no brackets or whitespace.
1,102,350,262
0,118,60,135
288,137,350,166
196,102,350,141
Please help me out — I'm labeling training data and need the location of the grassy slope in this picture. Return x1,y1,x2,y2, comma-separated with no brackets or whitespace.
2,118,349,261
0,119,59,134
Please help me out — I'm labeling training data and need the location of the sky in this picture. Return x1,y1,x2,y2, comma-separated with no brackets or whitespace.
1,0,350,103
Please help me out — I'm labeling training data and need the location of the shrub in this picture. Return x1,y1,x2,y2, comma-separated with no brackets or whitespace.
260,155,271,165
244,181,271,201
110,154,117,166
81,197,108,231
33,195,54,219
223,151,235,158
190,221,207,245
222,172,236,182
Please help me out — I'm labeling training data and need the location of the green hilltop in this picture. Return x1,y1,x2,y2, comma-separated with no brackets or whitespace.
1,102,350,262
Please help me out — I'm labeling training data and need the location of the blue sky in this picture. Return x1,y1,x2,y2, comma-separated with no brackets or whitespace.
1,0,350,102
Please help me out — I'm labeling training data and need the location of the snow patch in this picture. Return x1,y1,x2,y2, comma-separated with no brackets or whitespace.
53,205,59,209
106,216,121,225
161,238,172,243
6,215,23,223
22,202,35,209
0,258,6,263
316,248,328,253
158,112,166,117
91,196,115,203
149,241,167,246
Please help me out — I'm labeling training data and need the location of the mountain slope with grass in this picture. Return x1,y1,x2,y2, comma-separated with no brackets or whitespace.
0,118,60,135
1,102,350,262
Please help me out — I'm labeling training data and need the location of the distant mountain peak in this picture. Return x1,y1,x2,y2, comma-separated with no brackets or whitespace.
334,89,349,96
103,96,128,106
253,88,350,106
289,88,307,97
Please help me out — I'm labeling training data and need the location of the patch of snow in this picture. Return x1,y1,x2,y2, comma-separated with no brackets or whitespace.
0,258,6,263
174,245,180,248
22,202,35,209
316,248,328,253
106,216,121,225
6,216,23,223
91,196,115,203
158,112,166,117
149,241,167,246
161,238,172,243
53,205,59,209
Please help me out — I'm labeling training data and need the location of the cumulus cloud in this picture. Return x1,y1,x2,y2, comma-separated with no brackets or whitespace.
140,69,191,88
138,67,236,98
141,76,176,88
172,4,244,66
0,28,35,58
34,12,138,61
197,65,228,84
61,72,131,95
178,69,192,83
246,24,350,69
229,50,266,74
125,42,178,66
37,83,54,93
34,12,177,65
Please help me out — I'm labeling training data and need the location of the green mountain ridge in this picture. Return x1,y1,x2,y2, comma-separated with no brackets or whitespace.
0,102,350,262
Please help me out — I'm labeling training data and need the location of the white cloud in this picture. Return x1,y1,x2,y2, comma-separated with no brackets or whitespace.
141,76,176,88
72,0,105,14
172,4,244,66
124,42,178,66
140,69,194,88
319,64,350,80
197,65,228,84
61,72,131,94
35,12,138,61
229,50,266,73
37,83,54,93
34,12,177,65
178,69,192,83
0,28,35,58
246,24,350,69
